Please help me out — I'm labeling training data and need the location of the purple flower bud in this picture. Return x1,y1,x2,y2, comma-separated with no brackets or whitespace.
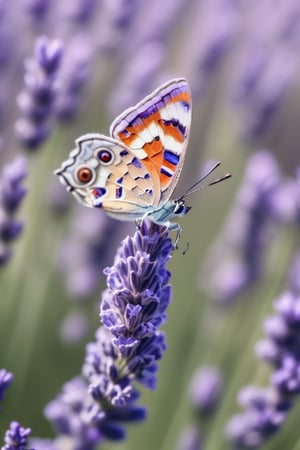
15,118,50,149
264,315,291,344
0,156,27,213
176,425,203,450
272,355,300,395
189,367,223,415
59,311,88,344
0,369,13,403
255,339,282,364
35,36,63,75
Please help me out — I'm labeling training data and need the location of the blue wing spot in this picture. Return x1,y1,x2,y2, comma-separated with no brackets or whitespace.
163,119,186,136
160,167,173,177
144,173,150,179
145,188,153,195
132,157,142,168
164,149,179,165
120,150,129,157
93,187,106,198
181,101,190,111
116,187,123,199
116,177,123,184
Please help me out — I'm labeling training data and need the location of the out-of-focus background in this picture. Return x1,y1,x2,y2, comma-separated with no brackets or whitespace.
1,1,300,449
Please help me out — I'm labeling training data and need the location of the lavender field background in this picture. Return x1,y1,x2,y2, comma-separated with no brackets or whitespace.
1,1,300,449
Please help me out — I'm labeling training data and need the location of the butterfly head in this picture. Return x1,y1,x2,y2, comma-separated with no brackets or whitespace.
55,134,126,208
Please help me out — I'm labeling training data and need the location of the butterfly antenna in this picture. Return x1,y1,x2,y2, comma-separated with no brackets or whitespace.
180,162,231,200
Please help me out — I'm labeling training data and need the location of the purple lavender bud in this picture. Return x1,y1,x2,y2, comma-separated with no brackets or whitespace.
44,377,103,448
0,217,23,242
264,315,291,344
272,355,300,395
2,421,31,450
0,156,27,213
15,119,50,149
59,311,88,344
189,367,223,415
0,369,13,403
267,179,300,225
176,425,203,450
275,292,300,330
226,386,287,449
35,36,63,75
255,339,282,365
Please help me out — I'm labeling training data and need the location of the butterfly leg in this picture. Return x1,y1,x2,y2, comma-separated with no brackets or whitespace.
166,222,182,249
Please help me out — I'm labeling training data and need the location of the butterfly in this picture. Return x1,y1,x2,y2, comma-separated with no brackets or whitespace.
55,78,229,240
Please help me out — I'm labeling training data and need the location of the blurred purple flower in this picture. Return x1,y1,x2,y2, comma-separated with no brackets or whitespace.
0,156,27,267
226,254,300,448
189,366,223,415
0,369,13,405
23,0,52,23
232,1,300,138
268,169,300,225
1,421,32,450
109,41,165,116
44,377,104,448
61,0,99,24
59,311,88,344
226,387,288,449
16,36,63,149
55,34,92,121
203,151,280,305
57,208,123,301
176,425,203,450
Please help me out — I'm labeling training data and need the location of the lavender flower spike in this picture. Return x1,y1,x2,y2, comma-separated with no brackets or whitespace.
226,253,300,449
99,218,172,390
80,219,173,441
16,36,63,149
1,421,32,450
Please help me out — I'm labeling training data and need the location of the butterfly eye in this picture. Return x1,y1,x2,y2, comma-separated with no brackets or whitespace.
97,148,114,165
76,166,94,184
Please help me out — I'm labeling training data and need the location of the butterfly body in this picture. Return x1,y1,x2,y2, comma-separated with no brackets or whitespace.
55,78,192,232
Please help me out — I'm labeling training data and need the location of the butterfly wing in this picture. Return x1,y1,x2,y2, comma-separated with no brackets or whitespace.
55,134,161,221
110,78,192,204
